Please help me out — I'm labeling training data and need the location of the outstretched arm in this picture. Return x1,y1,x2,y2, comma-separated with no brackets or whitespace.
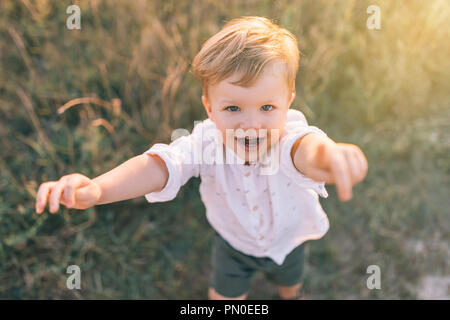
291,133,368,202
93,153,169,205
35,153,169,213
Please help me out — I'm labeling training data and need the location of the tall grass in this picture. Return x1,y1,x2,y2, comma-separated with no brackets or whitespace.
0,0,449,299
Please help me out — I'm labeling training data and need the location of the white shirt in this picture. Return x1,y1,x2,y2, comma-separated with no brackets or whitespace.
142,109,330,265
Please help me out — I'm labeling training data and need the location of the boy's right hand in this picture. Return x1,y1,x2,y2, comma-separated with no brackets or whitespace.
35,173,102,214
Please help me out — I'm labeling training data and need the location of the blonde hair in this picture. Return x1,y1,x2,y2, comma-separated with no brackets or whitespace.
191,16,300,99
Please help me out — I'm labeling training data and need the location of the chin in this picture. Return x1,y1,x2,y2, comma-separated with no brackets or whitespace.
234,146,266,163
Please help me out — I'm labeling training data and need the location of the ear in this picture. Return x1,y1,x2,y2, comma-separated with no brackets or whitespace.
202,95,214,121
288,91,296,106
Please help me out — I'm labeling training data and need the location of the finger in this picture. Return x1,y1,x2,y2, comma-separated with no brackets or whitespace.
48,179,67,213
357,149,369,177
331,153,353,202
344,149,363,184
353,149,369,182
63,177,75,208
64,174,92,208
349,146,368,176
36,181,57,214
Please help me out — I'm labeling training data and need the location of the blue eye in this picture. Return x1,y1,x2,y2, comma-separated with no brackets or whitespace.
261,105,274,111
225,106,240,112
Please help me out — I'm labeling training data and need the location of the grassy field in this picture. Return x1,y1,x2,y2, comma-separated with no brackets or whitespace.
0,0,449,299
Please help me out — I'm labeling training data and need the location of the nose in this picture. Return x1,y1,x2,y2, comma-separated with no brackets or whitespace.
239,110,262,131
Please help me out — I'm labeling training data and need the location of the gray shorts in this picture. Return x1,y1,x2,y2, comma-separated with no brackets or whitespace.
210,231,306,298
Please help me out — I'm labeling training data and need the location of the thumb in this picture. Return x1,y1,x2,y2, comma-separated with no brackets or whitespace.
73,181,101,209
306,167,334,184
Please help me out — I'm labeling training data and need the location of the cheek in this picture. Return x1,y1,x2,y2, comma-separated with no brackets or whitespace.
263,109,284,124
267,120,285,145
211,118,233,145
267,112,286,128
213,114,235,134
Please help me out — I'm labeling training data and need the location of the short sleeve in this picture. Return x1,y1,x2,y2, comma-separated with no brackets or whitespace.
142,122,205,203
280,109,329,198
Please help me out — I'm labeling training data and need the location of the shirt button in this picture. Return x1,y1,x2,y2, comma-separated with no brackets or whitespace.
259,236,264,240
252,205,258,211
263,248,268,252
244,172,251,177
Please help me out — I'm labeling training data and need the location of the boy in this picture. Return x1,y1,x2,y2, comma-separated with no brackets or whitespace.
35,16,368,300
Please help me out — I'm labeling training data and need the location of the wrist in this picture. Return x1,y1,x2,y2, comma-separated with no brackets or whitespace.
292,133,335,175
91,179,104,206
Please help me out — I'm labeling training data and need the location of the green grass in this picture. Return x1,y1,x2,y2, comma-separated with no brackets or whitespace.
0,0,449,299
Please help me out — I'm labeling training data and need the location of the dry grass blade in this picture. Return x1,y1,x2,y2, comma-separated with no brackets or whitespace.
57,97,119,115
16,87,55,157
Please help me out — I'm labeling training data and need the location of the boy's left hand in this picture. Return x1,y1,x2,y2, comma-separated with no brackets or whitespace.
304,142,368,202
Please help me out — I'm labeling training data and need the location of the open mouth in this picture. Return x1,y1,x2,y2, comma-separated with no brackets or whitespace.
235,136,265,148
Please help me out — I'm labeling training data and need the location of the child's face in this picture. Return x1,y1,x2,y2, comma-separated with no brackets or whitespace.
202,62,296,163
